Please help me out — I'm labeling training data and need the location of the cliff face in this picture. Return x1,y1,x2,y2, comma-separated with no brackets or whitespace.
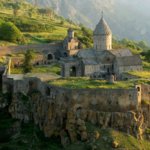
7,91,148,144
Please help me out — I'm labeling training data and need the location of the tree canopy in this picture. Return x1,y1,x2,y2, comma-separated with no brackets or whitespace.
23,49,35,73
0,21,22,42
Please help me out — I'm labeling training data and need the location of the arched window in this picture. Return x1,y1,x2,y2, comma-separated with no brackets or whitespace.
137,87,140,92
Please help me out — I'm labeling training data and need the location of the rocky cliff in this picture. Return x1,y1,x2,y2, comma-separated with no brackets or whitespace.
6,90,149,146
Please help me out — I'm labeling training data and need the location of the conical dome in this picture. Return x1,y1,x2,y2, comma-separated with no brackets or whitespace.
94,17,112,36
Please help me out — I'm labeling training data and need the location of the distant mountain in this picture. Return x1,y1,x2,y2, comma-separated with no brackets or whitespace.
27,0,150,44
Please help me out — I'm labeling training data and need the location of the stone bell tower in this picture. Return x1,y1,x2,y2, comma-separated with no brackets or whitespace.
93,13,112,50
68,28,74,39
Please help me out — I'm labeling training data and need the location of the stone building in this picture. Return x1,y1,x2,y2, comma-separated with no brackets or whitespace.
61,16,143,78
0,28,81,66
63,28,81,56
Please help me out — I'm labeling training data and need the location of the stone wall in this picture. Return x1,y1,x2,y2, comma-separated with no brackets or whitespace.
67,49,80,56
141,84,150,102
3,74,142,112
93,35,112,50
115,65,143,76
2,74,149,142
44,85,141,112
61,60,82,77
8,88,145,142
84,65,100,76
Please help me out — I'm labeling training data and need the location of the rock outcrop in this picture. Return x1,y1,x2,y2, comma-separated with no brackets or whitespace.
5,91,148,144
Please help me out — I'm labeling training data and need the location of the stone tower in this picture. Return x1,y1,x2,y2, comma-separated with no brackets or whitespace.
68,28,74,39
93,15,112,50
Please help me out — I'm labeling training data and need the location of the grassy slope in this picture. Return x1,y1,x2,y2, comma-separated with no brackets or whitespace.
0,1,80,46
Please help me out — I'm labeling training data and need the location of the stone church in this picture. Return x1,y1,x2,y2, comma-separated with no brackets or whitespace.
60,16,143,78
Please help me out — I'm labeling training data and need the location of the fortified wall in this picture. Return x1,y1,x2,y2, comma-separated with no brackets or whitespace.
2,74,143,112
1,73,150,142
141,84,150,102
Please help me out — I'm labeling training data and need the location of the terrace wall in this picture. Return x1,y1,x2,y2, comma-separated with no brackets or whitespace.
141,84,150,102
2,75,142,112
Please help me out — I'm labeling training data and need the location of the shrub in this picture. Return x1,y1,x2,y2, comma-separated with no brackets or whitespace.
0,21,22,42
22,49,35,73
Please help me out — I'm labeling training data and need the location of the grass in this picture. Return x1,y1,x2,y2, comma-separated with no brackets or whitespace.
48,77,137,89
143,61,150,71
11,64,61,75
48,77,150,89
0,2,81,46
0,40,17,46
128,71,150,79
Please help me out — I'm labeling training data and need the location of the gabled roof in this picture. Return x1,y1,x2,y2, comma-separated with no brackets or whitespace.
77,48,115,65
115,55,142,66
109,49,132,57
94,17,112,36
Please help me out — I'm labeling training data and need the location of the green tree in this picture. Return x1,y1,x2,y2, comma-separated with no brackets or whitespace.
28,7,37,18
23,49,35,73
0,21,22,42
12,2,21,16
143,50,150,62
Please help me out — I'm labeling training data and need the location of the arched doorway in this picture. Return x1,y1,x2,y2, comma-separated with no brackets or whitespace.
47,54,53,60
70,66,76,77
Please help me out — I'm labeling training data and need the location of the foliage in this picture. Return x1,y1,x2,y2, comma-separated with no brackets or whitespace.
0,21,22,42
38,8,54,18
113,38,149,54
12,64,61,75
12,2,21,16
142,50,150,62
0,108,62,150
143,61,150,71
76,26,93,48
65,123,150,150
128,71,150,79
22,49,35,73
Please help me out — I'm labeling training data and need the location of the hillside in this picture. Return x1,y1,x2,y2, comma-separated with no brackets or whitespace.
0,0,149,70
27,0,150,44
0,0,92,47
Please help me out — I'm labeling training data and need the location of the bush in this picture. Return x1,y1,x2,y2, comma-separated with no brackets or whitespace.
0,21,22,42
23,49,35,73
